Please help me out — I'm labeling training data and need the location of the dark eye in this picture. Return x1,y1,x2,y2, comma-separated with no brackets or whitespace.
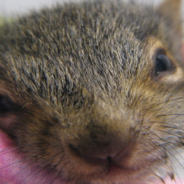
155,54,172,75
0,95,17,114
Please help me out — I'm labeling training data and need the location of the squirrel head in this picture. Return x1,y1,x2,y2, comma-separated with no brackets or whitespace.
0,0,183,183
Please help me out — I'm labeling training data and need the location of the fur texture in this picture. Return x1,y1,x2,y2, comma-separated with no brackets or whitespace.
0,0,183,183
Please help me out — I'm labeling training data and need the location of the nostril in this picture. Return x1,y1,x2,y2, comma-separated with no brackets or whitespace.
68,140,127,165
107,156,112,164
69,143,75,150
69,143,79,153
69,143,116,167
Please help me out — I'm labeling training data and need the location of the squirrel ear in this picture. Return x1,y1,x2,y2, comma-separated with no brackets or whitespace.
157,0,182,25
156,0,183,65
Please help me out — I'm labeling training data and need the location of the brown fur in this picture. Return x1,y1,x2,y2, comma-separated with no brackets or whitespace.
0,0,183,183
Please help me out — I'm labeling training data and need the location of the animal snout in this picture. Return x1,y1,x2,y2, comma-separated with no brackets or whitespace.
68,117,132,162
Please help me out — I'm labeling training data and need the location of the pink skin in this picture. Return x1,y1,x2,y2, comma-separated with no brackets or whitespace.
0,130,62,184
1,48,184,184
0,130,184,184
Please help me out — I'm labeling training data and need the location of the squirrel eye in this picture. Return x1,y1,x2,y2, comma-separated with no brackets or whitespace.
155,54,172,75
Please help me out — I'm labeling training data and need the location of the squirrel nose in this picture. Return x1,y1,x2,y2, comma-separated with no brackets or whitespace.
66,99,132,162
68,122,131,161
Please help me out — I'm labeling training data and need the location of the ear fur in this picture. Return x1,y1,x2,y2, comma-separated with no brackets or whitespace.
157,0,182,32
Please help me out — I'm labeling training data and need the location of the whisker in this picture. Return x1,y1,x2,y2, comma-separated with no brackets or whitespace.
0,141,62,184
0,147,19,156
165,150,184,184
0,156,30,171
4,160,36,184
142,126,183,145
25,151,63,184
143,126,184,175
47,157,65,184
16,154,52,184
156,113,184,117
153,172,166,184
154,129,184,140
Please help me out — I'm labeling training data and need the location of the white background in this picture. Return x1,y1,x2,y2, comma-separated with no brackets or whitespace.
0,0,164,16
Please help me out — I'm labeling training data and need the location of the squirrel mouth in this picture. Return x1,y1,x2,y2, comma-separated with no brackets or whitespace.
0,129,183,184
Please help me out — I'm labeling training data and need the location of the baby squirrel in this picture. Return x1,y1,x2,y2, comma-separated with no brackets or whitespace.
0,0,184,183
